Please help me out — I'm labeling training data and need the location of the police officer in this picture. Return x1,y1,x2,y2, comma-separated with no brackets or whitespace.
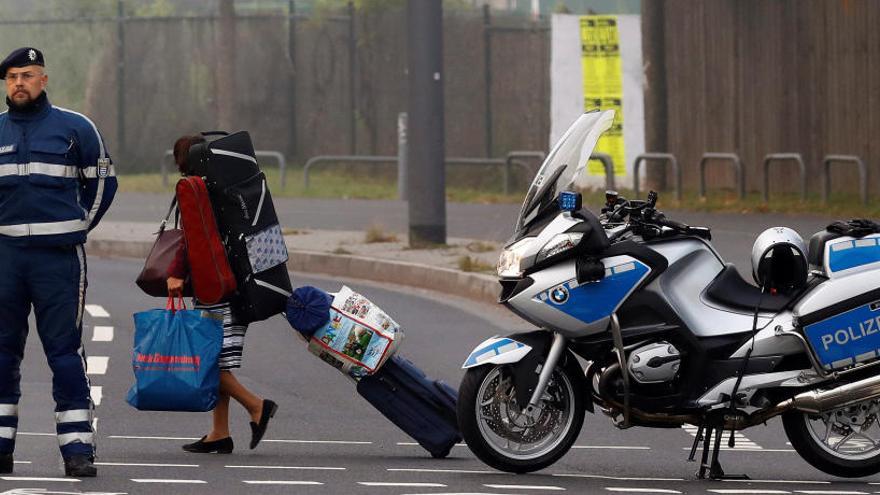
0,47,116,477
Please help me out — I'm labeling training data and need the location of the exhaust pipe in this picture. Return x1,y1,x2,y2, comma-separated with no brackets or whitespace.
789,373,880,414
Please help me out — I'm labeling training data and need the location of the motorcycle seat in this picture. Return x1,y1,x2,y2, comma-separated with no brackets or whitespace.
704,265,796,312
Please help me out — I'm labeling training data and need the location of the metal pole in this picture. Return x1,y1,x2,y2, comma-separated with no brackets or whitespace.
288,0,298,162
407,0,446,246
117,0,125,162
348,1,357,155
397,112,408,201
482,4,493,158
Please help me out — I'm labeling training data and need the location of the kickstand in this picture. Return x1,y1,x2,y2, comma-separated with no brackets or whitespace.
687,425,704,462
702,426,749,481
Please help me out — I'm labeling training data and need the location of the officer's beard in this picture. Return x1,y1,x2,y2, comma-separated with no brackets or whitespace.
6,90,45,114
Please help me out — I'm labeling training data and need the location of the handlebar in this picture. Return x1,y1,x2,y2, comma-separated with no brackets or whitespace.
602,191,711,241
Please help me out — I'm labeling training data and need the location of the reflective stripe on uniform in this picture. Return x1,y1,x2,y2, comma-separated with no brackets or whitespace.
56,409,91,424
0,219,88,237
0,162,81,179
58,431,93,446
0,404,17,416
0,427,15,440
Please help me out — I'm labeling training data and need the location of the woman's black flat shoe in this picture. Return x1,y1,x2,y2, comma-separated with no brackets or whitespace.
182,436,234,454
249,399,278,449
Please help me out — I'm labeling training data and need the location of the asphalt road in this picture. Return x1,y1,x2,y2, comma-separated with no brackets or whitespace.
5,258,880,494
105,192,838,273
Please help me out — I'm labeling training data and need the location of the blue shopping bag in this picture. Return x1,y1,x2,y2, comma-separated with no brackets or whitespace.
126,297,223,412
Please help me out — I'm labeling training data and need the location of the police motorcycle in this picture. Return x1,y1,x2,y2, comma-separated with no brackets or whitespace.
459,109,880,479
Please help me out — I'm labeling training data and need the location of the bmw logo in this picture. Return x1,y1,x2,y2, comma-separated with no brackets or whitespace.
550,285,569,305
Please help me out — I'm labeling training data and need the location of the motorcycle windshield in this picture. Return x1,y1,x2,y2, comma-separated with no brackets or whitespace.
516,110,615,232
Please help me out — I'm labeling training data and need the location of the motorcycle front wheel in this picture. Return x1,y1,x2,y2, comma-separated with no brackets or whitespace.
458,353,586,473
783,398,880,478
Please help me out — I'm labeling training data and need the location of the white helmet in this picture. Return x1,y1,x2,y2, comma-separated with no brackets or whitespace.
751,227,808,291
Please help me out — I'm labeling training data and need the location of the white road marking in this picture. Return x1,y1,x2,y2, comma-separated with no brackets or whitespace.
794,491,868,494
605,489,681,494
90,386,103,406
92,326,114,342
484,484,565,491
96,462,199,468
680,448,795,453
131,479,207,484
266,439,372,445
360,482,448,487
387,468,497,475
553,473,683,482
707,490,790,494
724,480,830,485
571,445,650,450
109,435,199,441
243,480,324,485
86,356,108,375
1,477,79,482
84,304,110,318
400,493,515,495
12,461,31,464
397,442,463,447
226,465,346,471
18,432,55,436
682,424,762,450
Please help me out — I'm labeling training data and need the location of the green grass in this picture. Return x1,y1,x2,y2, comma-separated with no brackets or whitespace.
118,167,880,218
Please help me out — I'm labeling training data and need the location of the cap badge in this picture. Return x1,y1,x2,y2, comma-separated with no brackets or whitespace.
27,49,35,61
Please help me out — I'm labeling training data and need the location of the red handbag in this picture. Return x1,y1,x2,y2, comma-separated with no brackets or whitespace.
176,176,237,304
136,198,194,297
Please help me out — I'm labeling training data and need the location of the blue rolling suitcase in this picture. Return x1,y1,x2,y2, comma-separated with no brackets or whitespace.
356,356,461,458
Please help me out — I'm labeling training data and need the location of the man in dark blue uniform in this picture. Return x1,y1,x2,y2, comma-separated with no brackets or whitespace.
0,47,116,478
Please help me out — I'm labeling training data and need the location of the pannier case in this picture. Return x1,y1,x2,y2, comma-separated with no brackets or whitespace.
175,176,237,304
356,355,461,458
797,232,880,371
187,131,292,323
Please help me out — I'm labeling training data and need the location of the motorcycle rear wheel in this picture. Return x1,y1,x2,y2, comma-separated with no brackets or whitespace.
783,398,880,478
458,354,586,473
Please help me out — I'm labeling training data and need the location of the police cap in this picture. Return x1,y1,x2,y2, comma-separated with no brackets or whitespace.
0,47,44,79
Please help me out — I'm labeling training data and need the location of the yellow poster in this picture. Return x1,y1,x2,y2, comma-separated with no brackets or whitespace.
581,16,625,178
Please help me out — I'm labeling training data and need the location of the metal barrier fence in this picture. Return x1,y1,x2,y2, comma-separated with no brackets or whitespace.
762,153,806,202
633,153,681,200
505,151,546,194
590,152,615,191
699,152,745,200
823,154,868,205
161,149,288,188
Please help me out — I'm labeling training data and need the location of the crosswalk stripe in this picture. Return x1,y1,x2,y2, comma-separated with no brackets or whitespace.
681,425,762,449
84,304,110,318
92,326,114,341
86,356,109,375
90,386,103,406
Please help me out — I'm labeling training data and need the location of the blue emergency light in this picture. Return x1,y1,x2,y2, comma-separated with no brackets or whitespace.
558,191,582,212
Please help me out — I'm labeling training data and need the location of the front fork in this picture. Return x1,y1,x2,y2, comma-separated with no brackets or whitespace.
527,332,568,407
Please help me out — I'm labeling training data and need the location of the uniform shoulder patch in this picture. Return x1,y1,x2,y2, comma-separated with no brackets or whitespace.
96,158,111,178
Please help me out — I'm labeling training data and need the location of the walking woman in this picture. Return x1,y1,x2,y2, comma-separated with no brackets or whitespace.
166,134,278,454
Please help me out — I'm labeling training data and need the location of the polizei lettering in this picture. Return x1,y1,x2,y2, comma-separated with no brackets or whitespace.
820,315,880,351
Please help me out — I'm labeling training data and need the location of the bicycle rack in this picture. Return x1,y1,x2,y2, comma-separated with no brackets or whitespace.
633,153,681,201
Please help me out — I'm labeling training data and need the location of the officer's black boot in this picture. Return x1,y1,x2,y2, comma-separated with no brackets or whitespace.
0,453,12,474
63,454,97,477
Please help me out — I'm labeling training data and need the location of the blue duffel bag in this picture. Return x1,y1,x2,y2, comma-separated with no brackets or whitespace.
126,297,223,412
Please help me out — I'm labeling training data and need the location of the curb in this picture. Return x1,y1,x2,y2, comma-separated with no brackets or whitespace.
84,239,500,305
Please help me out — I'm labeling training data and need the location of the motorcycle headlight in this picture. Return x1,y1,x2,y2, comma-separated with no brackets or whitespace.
536,233,584,264
497,237,538,278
